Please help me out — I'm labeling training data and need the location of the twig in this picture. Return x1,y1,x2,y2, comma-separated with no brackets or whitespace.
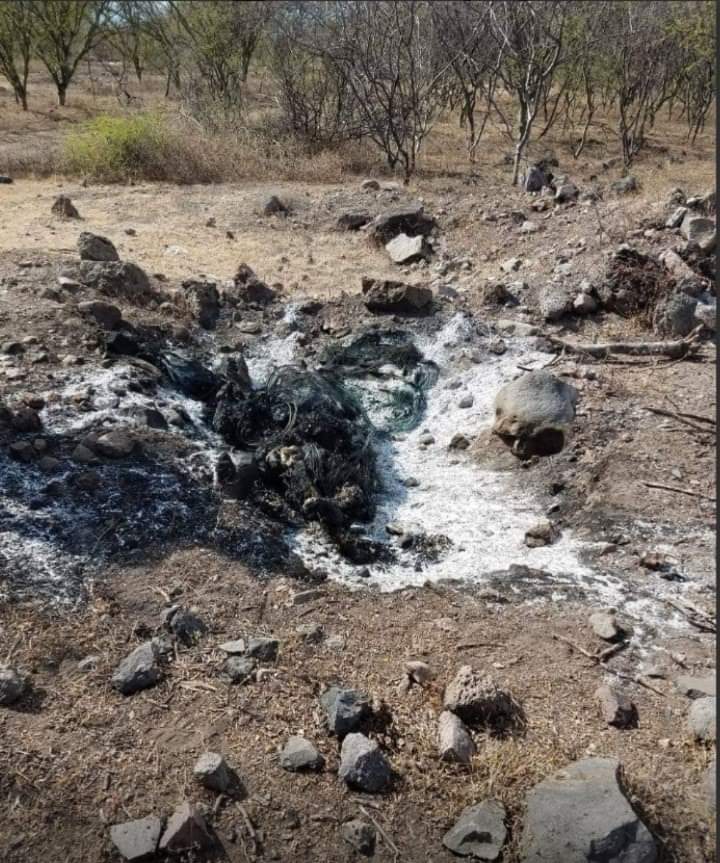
645,406,714,434
360,806,400,861
547,327,703,361
656,597,716,633
641,481,715,502
664,397,715,426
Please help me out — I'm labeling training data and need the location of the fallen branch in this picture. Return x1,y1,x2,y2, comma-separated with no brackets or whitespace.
360,805,400,862
547,327,703,361
645,406,715,434
657,597,716,633
641,481,715,503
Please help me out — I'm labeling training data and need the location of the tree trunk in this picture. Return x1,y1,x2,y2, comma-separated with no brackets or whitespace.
58,85,67,106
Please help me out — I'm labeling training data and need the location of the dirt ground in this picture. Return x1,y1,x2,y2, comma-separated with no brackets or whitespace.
0,70,717,863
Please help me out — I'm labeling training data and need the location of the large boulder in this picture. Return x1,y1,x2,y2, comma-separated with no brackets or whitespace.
361,277,432,314
492,371,578,458
368,205,436,246
78,232,119,262
520,757,657,862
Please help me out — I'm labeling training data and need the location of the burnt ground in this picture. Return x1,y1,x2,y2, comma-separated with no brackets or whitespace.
0,167,716,863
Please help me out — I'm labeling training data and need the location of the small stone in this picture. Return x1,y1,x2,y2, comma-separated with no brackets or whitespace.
573,292,597,314
37,456,61,473
385,233,431,264
554,183,579,203
167,608,206,646
110,816,163,861
225,657,256,684
666,206,688,228
71,443,96,464
519,220,540,234
500,257,522,273
442,799,507,860
320,686,371,736
158,801,213,853
595,684,638,728
94,430,135,458
193,752,240,793
263,195,288,216
0,666,27,706
77,655,99,672
111,642,161,695
488,338,507,355
438,711,476,765
341,819,376,856
280,736,325,772
589,611,620,642
245,636,279,662
675,674,716,699
419,432,435,446
291,589,325,606
295,623,324,644
458,395,474,409
78,300,122,330
524,520,559,548
219,639,246,654
78,231,119,262
338,733,391,792
687,697,716,741
405,660,432,685
611,176,638,195
11,406,42,433
703,758,716,813
361,179,380,191
680,215,716,252
51,195,80,219
135,407,167,430
449,433,470,450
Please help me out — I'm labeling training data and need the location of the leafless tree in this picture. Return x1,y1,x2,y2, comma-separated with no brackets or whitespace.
0,0,35,110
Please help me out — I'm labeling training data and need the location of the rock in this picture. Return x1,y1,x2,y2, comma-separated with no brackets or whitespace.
295,622,324,644
78,260,152,304
539,284,572,321
554,183,578,203
666,206,688,229
493,371,577,458
443,666,517,728
481,282,518,306
449,433,470,450
38,455,61,472
458,395,474,409
589,612,620,641
0,666,27,706
280,736,325,772
232,263,277,305
193,752,241,793
521,757,656,862
181,279,220,329
611,176,638,195
2,340,24,355
442,800,507,860
263,195,288,216
51,195,80,219
71,443,96,464
225,656,256,684
368,205,436,246
419,432,435,445
94,430,136,458
703,758,716,813
438,710,476,765
687,697,716,741
77,300,122,330
595,684,638,728
519,220,540,234
320,686,371,736
361,179,380,191
524,165,547,193
385,232,432,264
405,660,432,685
219,639,246,654
78,232,119,262
0,175,12,183
338,212,371,231
11,406,42,432
500,257,522,273
338,733,391,792
135,407,167,430
291,588,325,606
167,608,207,646
573,292,598,314
341,819,376,856
361,277,432,313
158,801,213,853
653,291,698,337
110,816,163,861
681,215,716,252
695,297,716,331
111,642,162,695
245,636,279,662
658,249,697,282
524,520,559,548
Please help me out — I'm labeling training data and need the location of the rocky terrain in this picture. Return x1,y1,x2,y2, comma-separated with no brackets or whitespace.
0,162,716,863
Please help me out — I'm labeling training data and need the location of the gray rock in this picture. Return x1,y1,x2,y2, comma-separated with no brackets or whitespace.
219,639,246,654
232,263,277,304
458,395,474,409
653,291,698,337
694,298,716,331
666,206,688,229
500,257,522,273
361,277,432,313
524,520,558,548
443,666,517,728
78,232,119,262
193,751,241,793
554,183,578,203
419,432,435,446
442,799,507,860
51,195,80,219
438,710,476,765
703,758,716,813
675,674,716,699
135,407,168,430
595,684,637,728
78,260,151,304
573,292,598,314
77,300,122,330
245,636,279,662
0,666,27,706
111,642,161,695
493,371,578,458
158,801,213,853
524,166,547,193
110,815,163,861
291,588,325,606
687,697,716,741
295,622,324,644
167,608,206,646
94,430,136,459
10,406,42,432
341,818,376,856
519,220,540,234
263,195,288,216
589,612,620,641
181,279,220,330
361,179,380,191
0,175,13,183
611,176,638,195
368,205,436,246
225,656,256,684
338,212,371,231
659,249,698,283
280,736,325,772
449,433,471,450
385,232,431,264
320,686,371,736
681,215,716,252
539,283,572,321
338,733,391,792
520,757,657,863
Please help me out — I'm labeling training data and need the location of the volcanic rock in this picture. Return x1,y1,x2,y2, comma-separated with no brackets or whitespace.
361,277,432,313
442,800,507,860
111,642,162,695
279,736,325,772
338,733,391,792
341,819,376,856
51,195,80,219
78,232,119,262
438,710,476,765
110,816,163,861
320,686,371,736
